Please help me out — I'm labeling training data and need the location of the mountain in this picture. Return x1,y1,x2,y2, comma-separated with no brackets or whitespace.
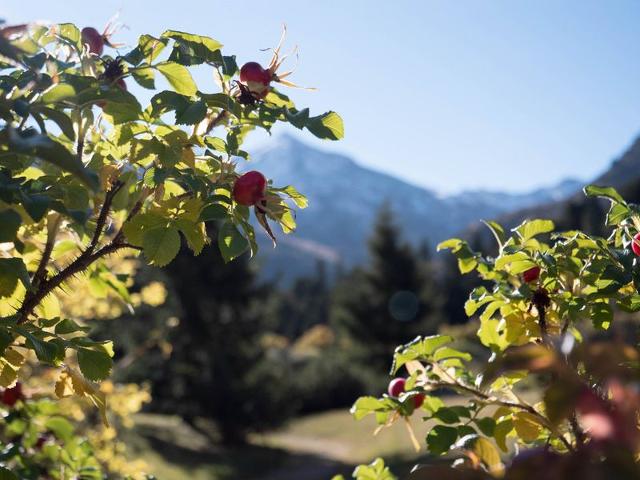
466,135,640,244
248,135,582,280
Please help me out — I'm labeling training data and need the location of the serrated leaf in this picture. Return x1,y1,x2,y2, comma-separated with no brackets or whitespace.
156,62,197,96
514,219,554,241
455,435,503,475
306,111,344,140
280,185,308,208
77,347,113,381
584,185,626,204
0,258,30,298
40,83,76,104
142,226,181,267
131,67,156,89
426,425,458,455
175,219,207,255
0,210,21,242
175,99,207,125
7,128,98,190
218,221,249,262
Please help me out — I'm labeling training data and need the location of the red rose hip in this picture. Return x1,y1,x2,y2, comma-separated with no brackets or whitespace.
387,377,406,398
632,233,640,256
233,171,267,206
240,62,272,98
523,266,541,283
81,27,104,55
1,382,24,407
413,393,425,408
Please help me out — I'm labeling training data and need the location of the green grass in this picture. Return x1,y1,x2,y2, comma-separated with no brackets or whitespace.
124,409,434,479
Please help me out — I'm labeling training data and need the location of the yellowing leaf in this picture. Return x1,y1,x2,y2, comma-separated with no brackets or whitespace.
513,411,544,442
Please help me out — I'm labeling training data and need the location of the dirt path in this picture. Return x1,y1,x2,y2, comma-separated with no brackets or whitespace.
251,433,353,480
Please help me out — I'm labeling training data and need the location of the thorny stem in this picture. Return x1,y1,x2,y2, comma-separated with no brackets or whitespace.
88,181,123,253
32,215,61,288
17,183,143,325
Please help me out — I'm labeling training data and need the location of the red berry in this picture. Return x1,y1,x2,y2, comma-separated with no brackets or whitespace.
233,171,267,206
413,393,425,408
523,266,541,283
240,62,271,84
81,27,104,55
632,233,640,256
387,378,406,398
240,62,272,98
1,382,24,407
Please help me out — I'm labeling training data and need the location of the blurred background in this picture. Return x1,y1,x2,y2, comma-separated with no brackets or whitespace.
3,1,640,478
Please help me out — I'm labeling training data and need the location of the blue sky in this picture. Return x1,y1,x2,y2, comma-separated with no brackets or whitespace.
2,1,639,194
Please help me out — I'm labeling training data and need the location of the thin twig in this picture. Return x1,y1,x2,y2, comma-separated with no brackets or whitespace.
426,379,575,452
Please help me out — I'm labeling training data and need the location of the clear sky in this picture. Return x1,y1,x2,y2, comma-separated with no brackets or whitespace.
2,1,639,194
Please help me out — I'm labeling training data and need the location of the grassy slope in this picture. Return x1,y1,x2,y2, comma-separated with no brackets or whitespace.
125,409,434,480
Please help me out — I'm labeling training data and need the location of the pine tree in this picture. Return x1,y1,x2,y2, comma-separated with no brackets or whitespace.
267,260,330,339
331,205,443,374
135,226,295,444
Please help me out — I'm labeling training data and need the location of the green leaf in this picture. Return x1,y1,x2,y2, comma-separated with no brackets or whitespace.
55,318,91,335
0,258,30,298
279,185,308,208
124,34,168,65
426,425,458,455
306,111,344,140
174,219,207,255
40,83,76,104
131,67,156,89
391,335,453,373
56,23,81,48
35,106,76,140
514,219,554,241
454,435,503,474
156,62,198,96
590,302,612,329
44,416,74,441
353,458,397,480
174,100,207,125
7,129,98,190
584,185,626,205
77,347,113,381
432,407,460,424
162,30,223,64
16,329,59,364
218,221,249,262
350,396,390,421
475,417,496,437
0,210,21,242
199,203,228,222
142,226,181,267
